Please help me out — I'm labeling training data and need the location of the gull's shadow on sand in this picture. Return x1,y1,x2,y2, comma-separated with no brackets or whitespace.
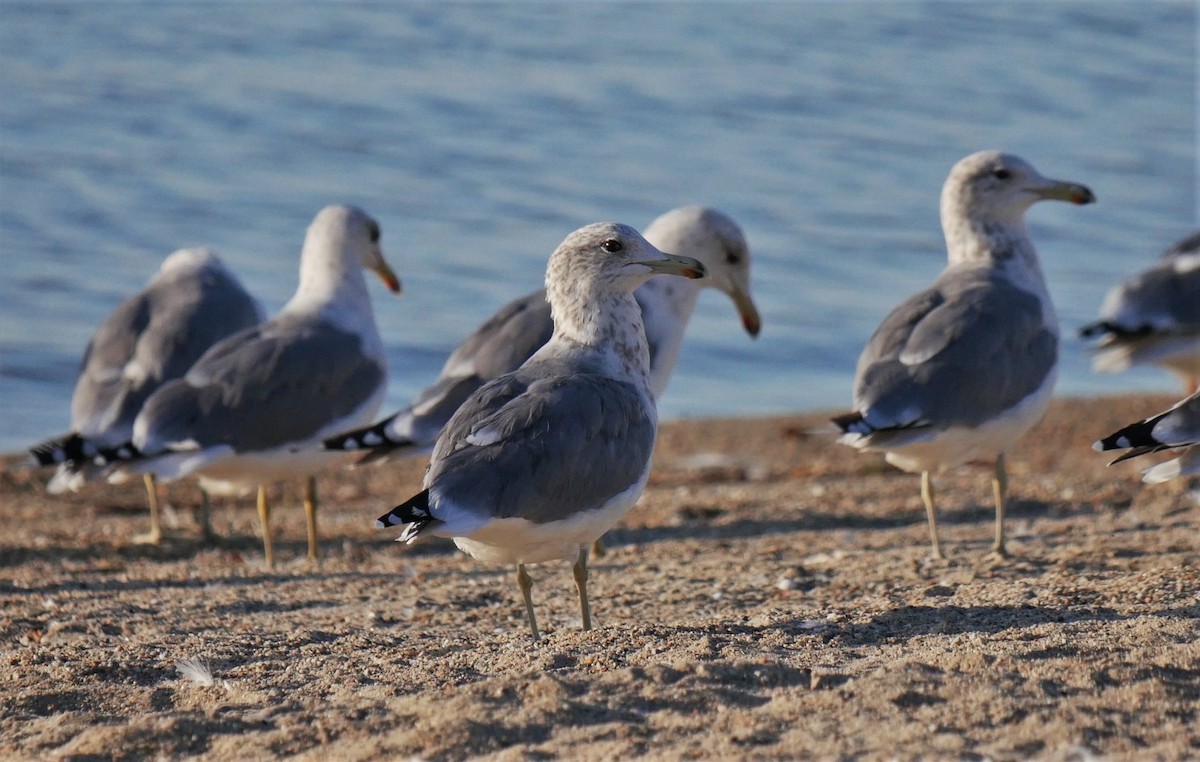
604,497,1060,549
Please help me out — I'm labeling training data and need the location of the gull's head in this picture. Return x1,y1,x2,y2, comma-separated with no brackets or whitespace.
307,204,402,295
941,150,1095,227
645,206,761,337
547,222,706,301
159,247,223,277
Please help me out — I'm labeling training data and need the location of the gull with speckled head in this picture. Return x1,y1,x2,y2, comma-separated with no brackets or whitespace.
28,248,264,543
377,222,706,640
833,150,1094,560
1094,392,1200,484
1080,230,1200,395
100,205,401,566
325,205,760,461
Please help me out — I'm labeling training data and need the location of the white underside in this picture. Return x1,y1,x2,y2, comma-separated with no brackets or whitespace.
861,371,1057,474
1142,446,1200,484
446,472,649,565
1093,334,1200,380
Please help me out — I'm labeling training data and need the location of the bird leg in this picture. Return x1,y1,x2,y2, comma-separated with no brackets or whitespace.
573,546,593,631
991,453,1009,558
517,563,540,641
257,485,274,569
133,474,164,545
303,475,320,561
920,471,945,560
197,487,218,543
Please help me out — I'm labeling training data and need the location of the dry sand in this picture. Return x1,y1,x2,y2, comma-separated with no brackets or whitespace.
1,394,1197,761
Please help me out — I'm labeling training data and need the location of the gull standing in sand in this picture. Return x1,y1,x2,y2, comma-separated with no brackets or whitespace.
324,206,760,460
1080,230,1200,394
833,150,1094,560
1094,392,1200,484
376,222,706,640
101,205,401,566
28,248,263,543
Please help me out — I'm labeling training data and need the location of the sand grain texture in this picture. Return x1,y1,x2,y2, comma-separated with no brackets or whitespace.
2,395,1197,760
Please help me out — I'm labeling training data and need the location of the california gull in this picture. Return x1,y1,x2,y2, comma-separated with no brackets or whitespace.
376,222,706,640
1094,392,1200,483
100,205,400,566
833,150,1094,559
28,247,263,543
324,205,759,460
1080,230,1200,394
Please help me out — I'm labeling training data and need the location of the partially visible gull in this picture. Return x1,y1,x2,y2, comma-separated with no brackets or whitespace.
1094,392,1200,483
1080,230,1200,394
324,205,759,460
833,150,1094,560
28,247,263,543
100,205,400,566
377,222,706,640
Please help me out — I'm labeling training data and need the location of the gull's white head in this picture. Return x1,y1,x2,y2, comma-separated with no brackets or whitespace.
546,222,706,303
941,150,1095,229
645,206,761,337
158,247,223,277
304,204,402,295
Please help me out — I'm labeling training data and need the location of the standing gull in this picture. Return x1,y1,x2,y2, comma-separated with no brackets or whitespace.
833,150,1094,559
28,248,263,543
101,205,400,566
376,222,706,640
1080,230,1200,394
1094,392,1200,483
324,206,760,460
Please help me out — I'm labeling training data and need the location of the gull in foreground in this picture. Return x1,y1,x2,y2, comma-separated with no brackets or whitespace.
833,150,1094,559
1094,392,1200,483
101,205,400,566
324,206,760,460
377,222,706,640
1080,230,1200,395
28,248,263,543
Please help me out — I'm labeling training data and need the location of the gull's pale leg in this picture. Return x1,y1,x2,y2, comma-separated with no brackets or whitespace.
134,474,163,545
303,475,319,561
198,488,217,543
992,453,1009,557
573,546,592,631
257,485,274,569
517,563,540,641
921,470,945,560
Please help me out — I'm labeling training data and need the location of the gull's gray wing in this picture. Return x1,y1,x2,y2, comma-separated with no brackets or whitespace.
853,268,1057,433
137,314,383,454
70,265,262,444
427,359,655,525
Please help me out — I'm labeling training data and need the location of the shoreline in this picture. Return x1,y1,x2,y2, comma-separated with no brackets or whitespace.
2,393,1197,760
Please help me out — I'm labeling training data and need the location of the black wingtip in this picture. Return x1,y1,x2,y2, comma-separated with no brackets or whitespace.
830,411,864,434
29,432,89,467
376,489,432,528
324,414,413,453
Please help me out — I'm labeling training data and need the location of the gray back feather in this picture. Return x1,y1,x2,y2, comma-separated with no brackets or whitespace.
855,268,1057,430
428,357,655,525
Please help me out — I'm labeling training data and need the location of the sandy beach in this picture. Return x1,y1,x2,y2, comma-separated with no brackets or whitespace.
1,394,1197,760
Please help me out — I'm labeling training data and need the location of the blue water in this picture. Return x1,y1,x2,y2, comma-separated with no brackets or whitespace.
0,2,1195,455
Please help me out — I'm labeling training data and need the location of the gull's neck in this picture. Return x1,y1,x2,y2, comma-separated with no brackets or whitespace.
281,243,384,358
547,288,652,393
634,274,703,398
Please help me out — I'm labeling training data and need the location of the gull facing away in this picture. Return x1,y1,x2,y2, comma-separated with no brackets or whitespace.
1080,230,1200,395
100,205,401,567
376,222,706,640
28,248,264,543
832,150,1094,560
324,206,760,460
1094,392,1200,484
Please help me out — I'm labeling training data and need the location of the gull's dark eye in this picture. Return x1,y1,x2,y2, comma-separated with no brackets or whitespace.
601,238,623,253
725,251,742,265
368,221,381,243
992,168,1011,180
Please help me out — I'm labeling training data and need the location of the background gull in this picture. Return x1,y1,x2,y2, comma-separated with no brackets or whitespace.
325,205,760,461
833,150,1094,560
101,205,400,567
28,248,263,543
1094,391,1200,484
376,222,705,640
1080,230,1200,395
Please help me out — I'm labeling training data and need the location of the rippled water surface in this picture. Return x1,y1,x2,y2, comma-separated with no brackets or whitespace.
0,2,1195,453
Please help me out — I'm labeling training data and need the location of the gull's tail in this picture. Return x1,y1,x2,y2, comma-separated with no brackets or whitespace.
376,489,434,544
